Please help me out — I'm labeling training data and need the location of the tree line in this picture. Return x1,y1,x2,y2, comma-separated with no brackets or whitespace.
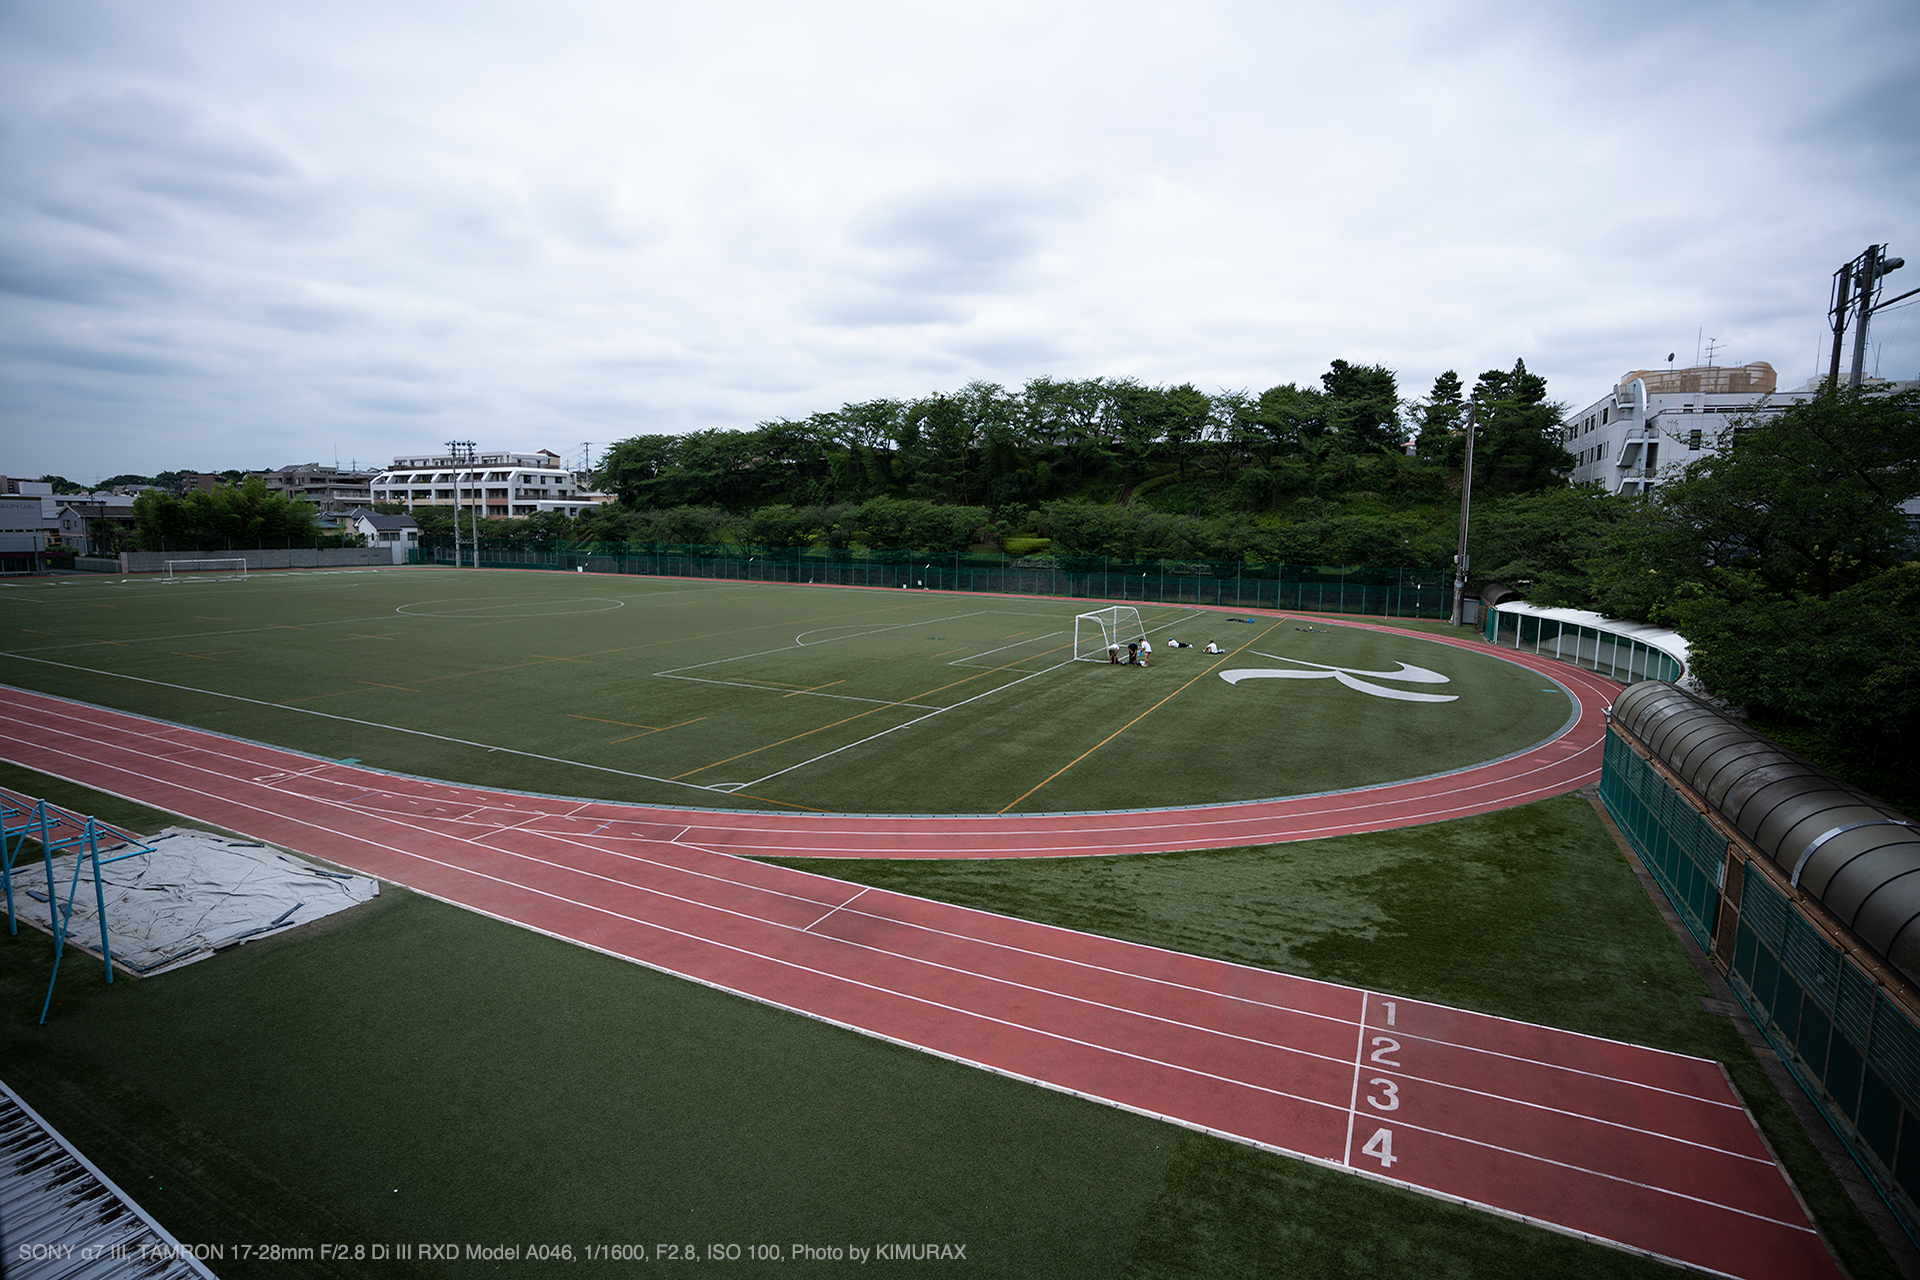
129,476,349,550
593,359,1572,516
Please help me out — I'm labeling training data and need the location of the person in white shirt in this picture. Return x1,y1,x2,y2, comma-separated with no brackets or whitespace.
1139,638,1152,667
1204,640,1222,654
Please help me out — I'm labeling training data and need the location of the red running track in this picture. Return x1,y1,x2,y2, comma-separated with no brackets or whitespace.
0,675,1838,1278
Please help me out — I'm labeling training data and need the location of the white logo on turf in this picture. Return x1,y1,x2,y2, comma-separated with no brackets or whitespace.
1219,655,1457,703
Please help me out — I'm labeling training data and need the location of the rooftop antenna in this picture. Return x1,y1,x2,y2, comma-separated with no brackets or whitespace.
1666,352,1675,380
1695,327,1702,365
1702,337,1724,368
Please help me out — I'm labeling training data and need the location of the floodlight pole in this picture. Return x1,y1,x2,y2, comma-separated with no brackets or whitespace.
448,441,477,568
1449,403,1477,627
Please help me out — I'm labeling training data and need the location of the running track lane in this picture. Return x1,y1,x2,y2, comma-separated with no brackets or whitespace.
0,687,1837,1279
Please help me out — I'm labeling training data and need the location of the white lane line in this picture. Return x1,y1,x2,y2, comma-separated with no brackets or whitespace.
0,725,1359,1122
803,887,870,932
9,691,1713,1107
3,702,1793,1219
9,708,1751,1158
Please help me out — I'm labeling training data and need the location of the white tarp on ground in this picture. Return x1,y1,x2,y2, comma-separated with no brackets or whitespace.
9,828,377,975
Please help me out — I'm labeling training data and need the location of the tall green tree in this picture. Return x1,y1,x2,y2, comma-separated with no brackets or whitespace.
1465,359,1573,496
1321,360,1402,454
1590,384,1920,619
1587,384,1920,800
1412,370,1465,462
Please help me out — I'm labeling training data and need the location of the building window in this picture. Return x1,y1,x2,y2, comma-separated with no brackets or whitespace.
1689,428,1702,450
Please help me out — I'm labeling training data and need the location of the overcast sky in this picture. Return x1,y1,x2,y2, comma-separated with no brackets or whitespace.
3,0,1915,483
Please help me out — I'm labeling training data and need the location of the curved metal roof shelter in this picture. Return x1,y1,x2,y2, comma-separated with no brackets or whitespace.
1613,681,1920,982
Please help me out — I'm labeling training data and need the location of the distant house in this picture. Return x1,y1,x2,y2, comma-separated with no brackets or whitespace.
347,508,420,563
54,497,136,555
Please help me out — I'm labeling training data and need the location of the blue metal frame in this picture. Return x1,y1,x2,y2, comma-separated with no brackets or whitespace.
2,792,156,1024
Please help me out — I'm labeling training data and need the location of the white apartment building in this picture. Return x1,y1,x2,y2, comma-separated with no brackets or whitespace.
370,450,604,519
1562,362,1818,496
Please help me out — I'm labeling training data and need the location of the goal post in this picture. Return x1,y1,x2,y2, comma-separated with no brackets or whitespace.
1074,605,1146,661
163,558,249,582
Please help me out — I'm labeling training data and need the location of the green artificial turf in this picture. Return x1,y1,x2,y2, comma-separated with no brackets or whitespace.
0,569,1566,814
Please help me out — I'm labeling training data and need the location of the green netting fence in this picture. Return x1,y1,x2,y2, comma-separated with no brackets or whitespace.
409,539,1454,618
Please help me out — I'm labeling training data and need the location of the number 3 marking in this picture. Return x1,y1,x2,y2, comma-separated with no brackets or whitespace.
1366,1078,1399,1111
1361,1128,1396,1167
1368,1036,1400,1067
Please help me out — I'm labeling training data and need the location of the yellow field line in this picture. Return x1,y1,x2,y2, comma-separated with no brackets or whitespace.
569,714,658,730
413,602,920,685
784,680,846,697
610,717,706,743
673,646,1070,780
996,620,1286,813
928,647,969,659
357,680,422,692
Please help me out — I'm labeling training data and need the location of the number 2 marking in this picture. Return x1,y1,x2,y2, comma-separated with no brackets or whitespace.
1368,1036,1400,1067
1366,1078,1399,1111
1361,1128,1397,1167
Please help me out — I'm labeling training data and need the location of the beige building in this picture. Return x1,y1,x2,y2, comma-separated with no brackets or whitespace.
257,464,378,514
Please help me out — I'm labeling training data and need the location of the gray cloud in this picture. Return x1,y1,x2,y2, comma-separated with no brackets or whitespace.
1,0,1915,483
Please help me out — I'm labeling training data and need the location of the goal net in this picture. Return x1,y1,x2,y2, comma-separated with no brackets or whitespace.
1074,605,1146,661
163,558,248,582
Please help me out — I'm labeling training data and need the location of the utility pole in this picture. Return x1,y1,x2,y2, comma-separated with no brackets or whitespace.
1829,245,1911,387
1449,402,1477,628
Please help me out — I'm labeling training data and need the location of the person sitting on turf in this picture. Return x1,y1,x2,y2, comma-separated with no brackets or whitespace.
1204,640,1222,654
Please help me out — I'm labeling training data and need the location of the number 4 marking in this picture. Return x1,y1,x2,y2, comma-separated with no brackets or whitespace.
1361,1128,1397,1168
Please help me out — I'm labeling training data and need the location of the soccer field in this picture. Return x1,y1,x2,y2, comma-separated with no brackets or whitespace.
0,568,1569,815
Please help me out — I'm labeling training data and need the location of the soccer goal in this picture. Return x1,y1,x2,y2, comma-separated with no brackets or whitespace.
1074,605,1147,661
162,558,248,582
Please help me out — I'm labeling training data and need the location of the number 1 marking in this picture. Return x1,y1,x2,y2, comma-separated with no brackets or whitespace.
1361,1128,1396,1167
1384,1001,1396,1027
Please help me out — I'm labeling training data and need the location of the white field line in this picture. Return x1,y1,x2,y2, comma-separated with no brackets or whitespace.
0,655,740,799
